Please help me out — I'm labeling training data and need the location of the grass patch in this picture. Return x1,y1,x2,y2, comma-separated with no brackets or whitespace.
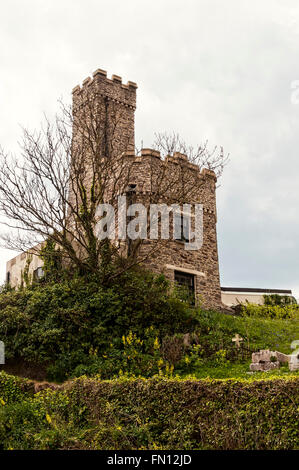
193,310,299,354
185,360,299,380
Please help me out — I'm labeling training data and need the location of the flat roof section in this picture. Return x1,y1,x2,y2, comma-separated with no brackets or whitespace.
221,287,292,295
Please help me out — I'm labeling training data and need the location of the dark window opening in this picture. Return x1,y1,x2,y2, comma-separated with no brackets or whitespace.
6,271,10,284
174,270,195,304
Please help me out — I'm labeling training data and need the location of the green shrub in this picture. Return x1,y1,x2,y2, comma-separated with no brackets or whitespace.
264,294,297,306
0,371,34,404
1,268,299,382
0,270,198,381
0,372,298,450
239,302,299,320
47,328,174,381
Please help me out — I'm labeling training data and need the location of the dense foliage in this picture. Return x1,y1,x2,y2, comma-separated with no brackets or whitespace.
0,270,200,381
0,265,298,451
0,269,299,382
263,294,297,306
237,301,299,320
0,372,298,450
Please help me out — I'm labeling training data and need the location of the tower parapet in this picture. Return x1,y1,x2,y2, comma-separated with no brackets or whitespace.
73,69,137,109
72,68,137,156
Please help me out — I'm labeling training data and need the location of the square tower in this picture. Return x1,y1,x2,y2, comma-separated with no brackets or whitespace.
72,69,137,159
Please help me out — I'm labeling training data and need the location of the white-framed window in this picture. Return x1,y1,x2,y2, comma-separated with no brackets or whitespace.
174,213,190,243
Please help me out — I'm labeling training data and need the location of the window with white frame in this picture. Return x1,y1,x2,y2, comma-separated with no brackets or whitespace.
174,212,190,243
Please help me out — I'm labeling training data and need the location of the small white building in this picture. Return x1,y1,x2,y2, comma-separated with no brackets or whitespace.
221,287,294,307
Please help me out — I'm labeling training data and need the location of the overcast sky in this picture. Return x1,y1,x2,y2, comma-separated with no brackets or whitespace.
0,0,299,296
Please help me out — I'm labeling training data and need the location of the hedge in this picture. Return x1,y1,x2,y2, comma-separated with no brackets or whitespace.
0,372,298,450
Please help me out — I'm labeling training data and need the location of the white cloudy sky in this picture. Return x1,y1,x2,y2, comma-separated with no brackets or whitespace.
0,0,299,296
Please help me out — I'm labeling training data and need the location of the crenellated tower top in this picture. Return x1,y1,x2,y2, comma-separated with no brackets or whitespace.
72,68,137,157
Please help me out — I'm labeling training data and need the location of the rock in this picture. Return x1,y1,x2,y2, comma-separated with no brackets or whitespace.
250,349,280,372
250,361,279,372
275,351,290,363
250,348,299,372
183,333,191,347
251,349,277,363
289,354,299,371
183,333,199,347
34,382,60,393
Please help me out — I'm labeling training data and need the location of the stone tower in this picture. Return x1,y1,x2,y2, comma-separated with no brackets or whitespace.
72,69,137,159
6,68,222,309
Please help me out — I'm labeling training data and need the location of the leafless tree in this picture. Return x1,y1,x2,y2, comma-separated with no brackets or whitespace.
152,132,229,179
0,98,136,278
0,104,228,281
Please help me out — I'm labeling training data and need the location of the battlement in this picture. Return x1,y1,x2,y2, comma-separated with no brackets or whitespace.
141,148,161,158
71,69,216,184
72,68,137,110
5,66,222,309
122,148,217,182
72,68,137,154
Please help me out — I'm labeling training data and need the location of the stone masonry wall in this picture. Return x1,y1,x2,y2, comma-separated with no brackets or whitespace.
6,69,222,309
6,248,42,287
72,69,137,158
121,149,221,309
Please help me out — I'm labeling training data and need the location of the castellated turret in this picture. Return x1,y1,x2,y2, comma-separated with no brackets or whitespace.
6,68,222,310
72,69,137,158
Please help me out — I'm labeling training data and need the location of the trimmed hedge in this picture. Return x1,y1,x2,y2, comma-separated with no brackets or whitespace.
0,372,298,450
0,371,35,403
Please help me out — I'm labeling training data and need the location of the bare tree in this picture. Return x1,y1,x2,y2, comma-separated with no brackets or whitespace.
152,132,229,179
0,98,136,278
0,104,228,282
